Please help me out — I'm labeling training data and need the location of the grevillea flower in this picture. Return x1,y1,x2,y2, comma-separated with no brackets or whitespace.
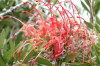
1,0,94,64
20,1,95,60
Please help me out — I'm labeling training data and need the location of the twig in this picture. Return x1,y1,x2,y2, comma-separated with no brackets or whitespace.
21,45,37,63
88,0,95,23
12,40,28,58
0,2,24,18
31,48,45,65
1,16,25,24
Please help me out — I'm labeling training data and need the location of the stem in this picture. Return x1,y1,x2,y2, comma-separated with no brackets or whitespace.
31,48,44,65
88,0,95,23
12,40,27,57
0,2,24,18
21,46,36,63
88,0,96,31
55,59,60,66
1,16,25,24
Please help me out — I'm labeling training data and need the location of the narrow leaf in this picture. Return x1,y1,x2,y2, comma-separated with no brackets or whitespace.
37,57,52,66
81,1,90,12
87,22,93,29
95,24,100,32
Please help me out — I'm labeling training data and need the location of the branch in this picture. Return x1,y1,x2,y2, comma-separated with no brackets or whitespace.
0,2,24,18
88,0,95,23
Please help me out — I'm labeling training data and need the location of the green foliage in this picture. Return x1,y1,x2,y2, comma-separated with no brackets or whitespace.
94,0,100,15
85,0,90,7
0,0,15,11
63,51,79,63
36,57,52,66
92,43,100,65
96,16,100,25
81,1,90,13
87,22,94,29
0,28,14,65
95,24,100,32
67,63,91,66
0,28,23,66
52,0,58,4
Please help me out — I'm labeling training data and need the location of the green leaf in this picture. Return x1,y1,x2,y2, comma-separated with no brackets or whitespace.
6,0,15,8
85,0,90,7
96,56,100,64
95,24,100,32
0,30,6,49
81,1,90,13
4,27,10,38
96,16,100,25
63,51,79,62
0,1,5,11
0,27,10,40
37,57,52,66
15,32,23,44
23,45,38,63
52,0,57,4
67,62,91,66
3,48,15,62
0,36,4,49
98,38,100,42
0,27,10,50
0,18,15,26
3,39,15,62
87,22,93,29
93,44,100,64
94,1,100,15
9,39,15,49
0,56,6,66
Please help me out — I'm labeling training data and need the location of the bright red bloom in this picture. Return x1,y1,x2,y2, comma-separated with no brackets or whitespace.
17,1,95,60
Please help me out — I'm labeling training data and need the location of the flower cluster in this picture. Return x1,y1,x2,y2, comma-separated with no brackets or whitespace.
13,0,95,63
